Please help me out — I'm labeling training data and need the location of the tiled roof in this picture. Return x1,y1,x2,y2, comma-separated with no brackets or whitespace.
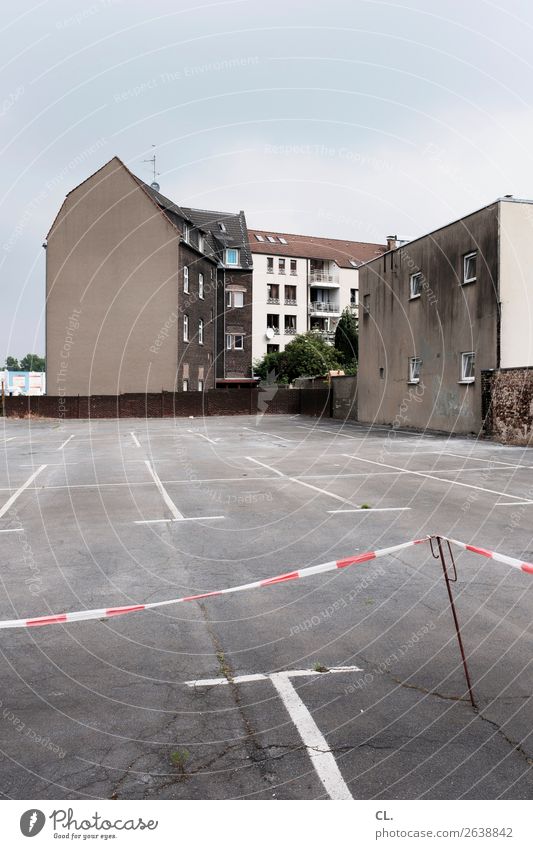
181,207,252,270
248,228,387,268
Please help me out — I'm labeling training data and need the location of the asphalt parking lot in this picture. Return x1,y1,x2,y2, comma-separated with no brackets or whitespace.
0,414,531,800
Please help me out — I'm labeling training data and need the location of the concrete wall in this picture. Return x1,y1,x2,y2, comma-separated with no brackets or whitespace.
331,375,357,420
46,158,180,395
499,201,533,368
358,204,500,434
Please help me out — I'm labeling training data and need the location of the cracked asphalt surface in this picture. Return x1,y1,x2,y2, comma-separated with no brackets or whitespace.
0,415,531,799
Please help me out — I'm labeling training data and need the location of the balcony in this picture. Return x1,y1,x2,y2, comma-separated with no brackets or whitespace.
309,300,340,314
309,270,339,287
284,298,297,306
267,297,280,304
284,326,297,335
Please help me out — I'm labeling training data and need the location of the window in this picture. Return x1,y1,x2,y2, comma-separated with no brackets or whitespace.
218,221,227,233
285,315,297,335
226,334,244,350
199,273,204,299
463,251,477,284
267,314,280,333
255,234,265,241
460,351,475,383
285,285,296,305
363,293,370,315
350,288,357,305
182,378,189,392
226,290,244,308
349,259,358,268
408,356,422,384
183,224,190,243
267,344,279,353
410,272,422,299
183,266,189,293
225,248,239,265
290,259,297,275
198,234,205,253
278,258,286,274
267,283,279,302
198,318,204,345
267,235,276,243
278,237,288,245
198,379,204,392
267,257,274,274
183,314,189,342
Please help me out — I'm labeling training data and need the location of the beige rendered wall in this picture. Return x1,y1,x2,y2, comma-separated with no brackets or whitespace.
499,201,533,368
46,158,179,395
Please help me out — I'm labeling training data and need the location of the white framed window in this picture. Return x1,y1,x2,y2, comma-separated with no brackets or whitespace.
225,248,239,265
226,290,244,308
410,272,422,299
199,273,204,299
182,378,189,392
267,235,276,243
183,224,190,243
278,237,288,244
463,251,477,284
226,334,244,350
183,266,189,293
284,315,297,334
183,314,189,342
218,221,227,232
255,234,265,241
290,259,297,275
460,351,475,383
198,234,205,252
267,257,274,273
408,356,422,383
198,379,204,392
278,258,286,274
198,318,204,345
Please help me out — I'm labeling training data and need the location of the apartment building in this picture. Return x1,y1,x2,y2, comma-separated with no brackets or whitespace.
358,197,533,434
249,229,388,363
46,156,252,396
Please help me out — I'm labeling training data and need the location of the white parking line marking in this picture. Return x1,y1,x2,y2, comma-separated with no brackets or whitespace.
1,437,16,443
134,516,224,524
246,456,285,477
342,454,528,502
188,430,218,445
57,435,75,451
494,501,533,507
186,667,361,800
0,528,24,534
0,465,47,520
439,451,533,471
130,432,141,448
243,427,292,442
144,460,184,520
328,508,411,513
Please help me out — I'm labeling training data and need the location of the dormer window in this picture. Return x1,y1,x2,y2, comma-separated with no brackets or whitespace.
183,224,190,243
218,222,227,233
198,233,205,252
225,248,239,266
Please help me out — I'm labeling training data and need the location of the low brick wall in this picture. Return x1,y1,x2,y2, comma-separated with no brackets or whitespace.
331,375,357,421
3,387,304,419
482,367,533,445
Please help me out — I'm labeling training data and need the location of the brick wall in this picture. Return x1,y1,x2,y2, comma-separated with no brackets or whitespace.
4,387,303,419
481,367,533,445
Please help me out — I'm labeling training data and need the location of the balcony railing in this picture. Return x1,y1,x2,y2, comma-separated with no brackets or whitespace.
309,270,339,285
284,326,297,335
284,298,297,305
267,297,280,304
309,301,340,313
267,327,280,335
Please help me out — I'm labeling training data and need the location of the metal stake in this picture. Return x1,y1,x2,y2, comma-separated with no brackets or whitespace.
432,535,477,710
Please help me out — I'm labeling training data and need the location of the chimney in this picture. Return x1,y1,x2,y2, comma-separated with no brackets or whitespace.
386,235,398,251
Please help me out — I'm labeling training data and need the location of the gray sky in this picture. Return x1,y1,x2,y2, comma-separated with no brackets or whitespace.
2,0,533,358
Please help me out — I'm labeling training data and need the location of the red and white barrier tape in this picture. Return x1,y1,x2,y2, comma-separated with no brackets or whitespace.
0,538,428,630
439,536,533,576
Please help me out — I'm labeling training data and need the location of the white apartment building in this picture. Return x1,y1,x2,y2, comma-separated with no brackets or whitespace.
249,229,388,363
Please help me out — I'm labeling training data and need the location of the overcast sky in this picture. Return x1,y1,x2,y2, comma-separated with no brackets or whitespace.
1,0,533,358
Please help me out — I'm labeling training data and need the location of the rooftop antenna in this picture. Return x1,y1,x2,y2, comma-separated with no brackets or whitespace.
143,145,160,191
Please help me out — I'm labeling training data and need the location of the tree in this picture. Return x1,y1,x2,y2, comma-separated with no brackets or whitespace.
19,353,45,372
334,307,358,367
4,356,19,371
254,332,342,384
